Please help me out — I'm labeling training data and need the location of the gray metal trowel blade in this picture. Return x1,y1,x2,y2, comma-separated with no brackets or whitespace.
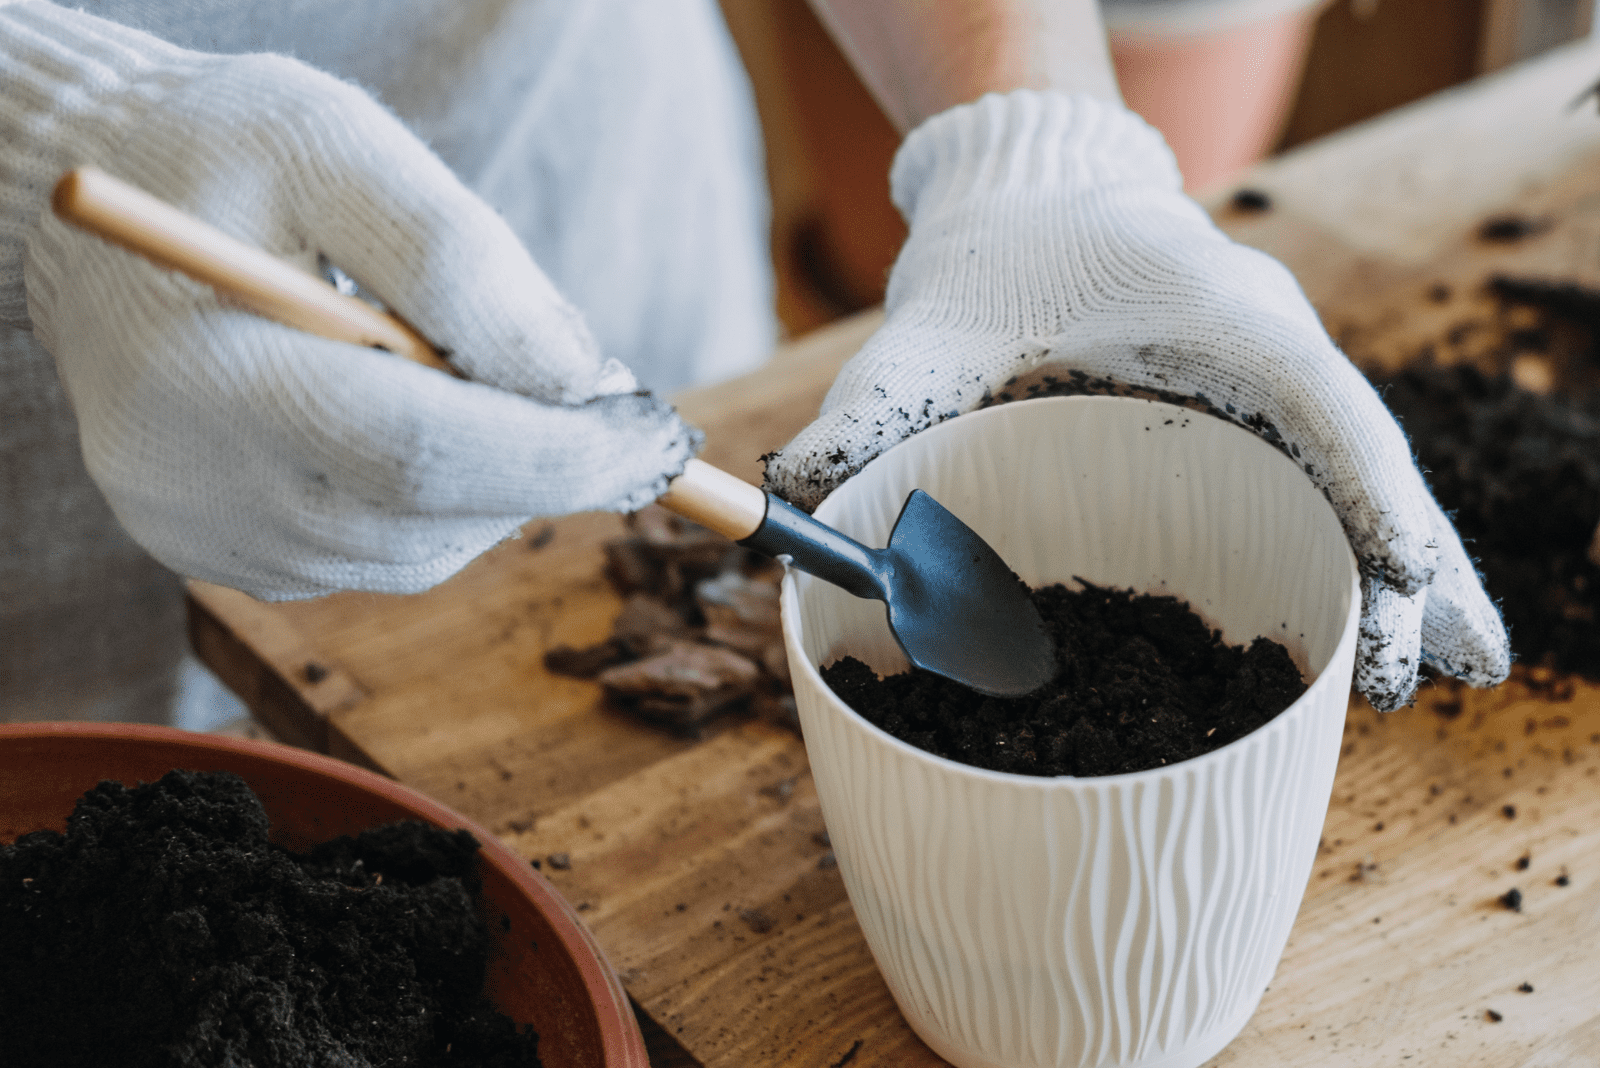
742,490,1055,698
882,490,1056,698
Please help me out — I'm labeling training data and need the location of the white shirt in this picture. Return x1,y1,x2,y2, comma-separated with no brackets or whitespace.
0,0,773,723
10,0,776,392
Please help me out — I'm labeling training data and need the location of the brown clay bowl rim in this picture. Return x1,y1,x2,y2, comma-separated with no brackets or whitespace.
0,721,649,1068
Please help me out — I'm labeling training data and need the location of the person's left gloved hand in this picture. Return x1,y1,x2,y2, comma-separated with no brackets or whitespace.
763,90,1509,711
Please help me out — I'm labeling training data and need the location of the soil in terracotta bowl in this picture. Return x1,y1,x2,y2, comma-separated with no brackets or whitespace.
821,580,1307,777
0,768,541,1068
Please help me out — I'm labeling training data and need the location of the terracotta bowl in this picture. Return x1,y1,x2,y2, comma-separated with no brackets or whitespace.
0,722,648,1068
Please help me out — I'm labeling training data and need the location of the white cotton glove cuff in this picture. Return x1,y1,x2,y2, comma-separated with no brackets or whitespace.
765,91,1510,710
888,90,1185,238
1,2,700,599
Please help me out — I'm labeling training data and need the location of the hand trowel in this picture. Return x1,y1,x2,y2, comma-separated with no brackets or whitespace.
51,166,1055,698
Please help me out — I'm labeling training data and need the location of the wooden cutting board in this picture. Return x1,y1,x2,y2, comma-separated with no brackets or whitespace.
190,38,1600,1068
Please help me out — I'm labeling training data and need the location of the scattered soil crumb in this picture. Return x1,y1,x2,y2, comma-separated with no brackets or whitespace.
1503,804,1518,819
1230,188,1272,213
830,1039,864,1068
1518,982,1535,993
1516,852,1531,870
1500,887,1524,912
737,907,775,934
1486,1009,1504,1023
1478,215,1550,243
821,580,1306,777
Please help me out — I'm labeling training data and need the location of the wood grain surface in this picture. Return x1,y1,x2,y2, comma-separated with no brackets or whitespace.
189,38,1600,1068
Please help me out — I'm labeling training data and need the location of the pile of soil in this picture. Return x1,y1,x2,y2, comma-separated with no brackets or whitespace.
1373,360,1600,679
0,769,540,1068
822,581,1307,777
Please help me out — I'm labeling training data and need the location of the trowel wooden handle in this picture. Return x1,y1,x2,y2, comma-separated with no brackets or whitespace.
50,165,768,537
51,166,448,372
657,459,767,541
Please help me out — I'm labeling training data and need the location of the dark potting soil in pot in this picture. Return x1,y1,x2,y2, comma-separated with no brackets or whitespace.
0,769,540,1068
821,581,1308,777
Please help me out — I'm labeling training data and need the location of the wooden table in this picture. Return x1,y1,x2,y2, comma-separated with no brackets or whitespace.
191,38,1600,1068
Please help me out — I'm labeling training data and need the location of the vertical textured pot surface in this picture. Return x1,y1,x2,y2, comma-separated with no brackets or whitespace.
783,396,1360,1068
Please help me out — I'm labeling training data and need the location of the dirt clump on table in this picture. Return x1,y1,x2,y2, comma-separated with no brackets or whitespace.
0,769,540,1068
822,581,1307,777
545,505,795,735
1369,278,1600,679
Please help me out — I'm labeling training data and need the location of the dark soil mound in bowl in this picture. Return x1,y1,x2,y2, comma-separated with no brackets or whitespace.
0,769,540,1068
822,581,1307,777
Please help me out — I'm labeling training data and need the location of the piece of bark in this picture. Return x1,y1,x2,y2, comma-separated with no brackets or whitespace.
626,506,745,587
599,641,760,698
698,571,782,658
544,637,633,679
574,507,799,735
613,594,697,656
598,641,762,729
760,640,790,685
751,691,800,733
602,538,662,596
629,503,688,547
697,571,781,629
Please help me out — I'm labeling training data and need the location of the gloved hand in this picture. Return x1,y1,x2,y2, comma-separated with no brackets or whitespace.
0,1,699,601
763,90,1509,711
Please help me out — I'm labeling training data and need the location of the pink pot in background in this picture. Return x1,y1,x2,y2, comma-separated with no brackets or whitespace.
1108,0,1329,194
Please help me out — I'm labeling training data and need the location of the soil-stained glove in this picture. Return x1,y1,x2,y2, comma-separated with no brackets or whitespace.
763,91,1509,711
0,2,699,600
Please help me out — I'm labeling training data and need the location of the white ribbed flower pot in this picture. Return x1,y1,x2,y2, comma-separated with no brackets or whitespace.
782,396,1359,1068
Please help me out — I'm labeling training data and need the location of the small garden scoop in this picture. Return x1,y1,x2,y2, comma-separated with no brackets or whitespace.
52,166,1056,698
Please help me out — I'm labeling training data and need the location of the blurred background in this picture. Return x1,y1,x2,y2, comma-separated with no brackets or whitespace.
720,0,1597,339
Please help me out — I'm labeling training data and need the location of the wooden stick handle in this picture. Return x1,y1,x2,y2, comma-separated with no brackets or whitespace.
657,458,768,541
51,166,449,372
51,166,766,533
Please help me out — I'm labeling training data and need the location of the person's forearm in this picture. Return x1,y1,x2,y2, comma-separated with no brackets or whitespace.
806,0,1119,134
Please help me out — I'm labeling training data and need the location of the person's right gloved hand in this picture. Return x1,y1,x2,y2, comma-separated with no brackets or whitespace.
762,91,1510,712
0,1,700,601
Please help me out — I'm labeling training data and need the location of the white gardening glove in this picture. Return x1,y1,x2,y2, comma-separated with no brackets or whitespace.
0,2,699,600
763,91,1509,711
